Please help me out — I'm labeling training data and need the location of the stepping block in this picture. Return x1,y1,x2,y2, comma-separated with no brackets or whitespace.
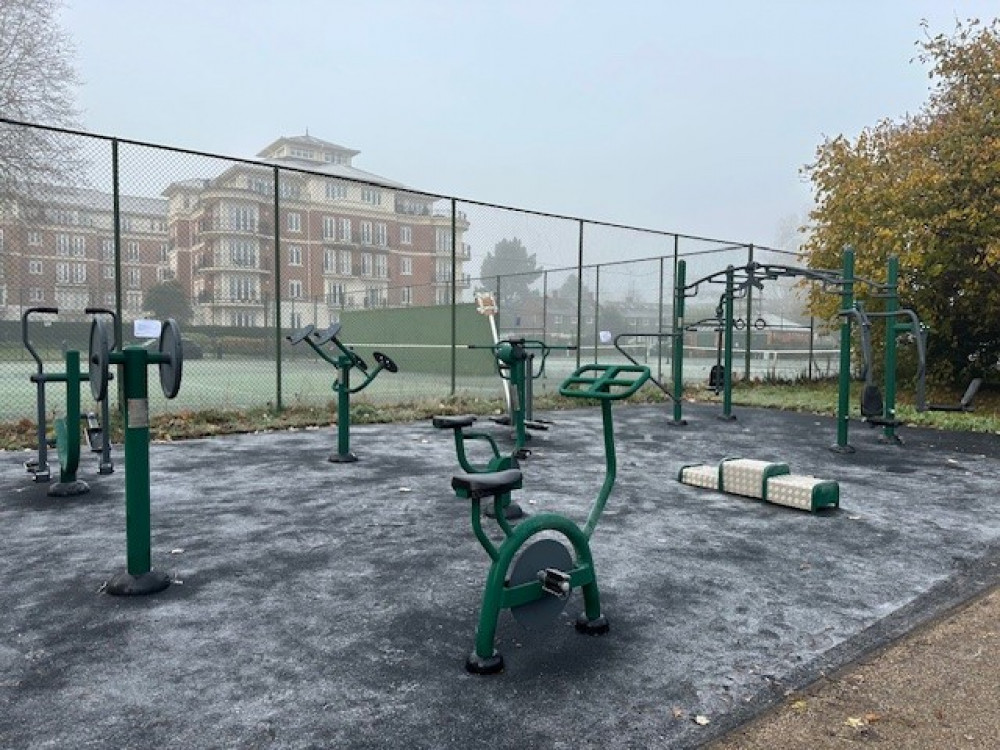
677,463,719,490
765,474,839,511
719,458,790,501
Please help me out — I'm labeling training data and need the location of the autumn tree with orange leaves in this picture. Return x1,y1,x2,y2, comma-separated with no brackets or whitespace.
803,18,1000,385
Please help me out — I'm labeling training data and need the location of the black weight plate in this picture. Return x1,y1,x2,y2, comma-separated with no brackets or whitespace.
158,319,184,399
286,324,315,345
89,318,110,402
509,538,574,631
373,351,398,373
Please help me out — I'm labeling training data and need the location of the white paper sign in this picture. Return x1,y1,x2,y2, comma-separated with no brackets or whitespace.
134,319,162,339
599,330,613,344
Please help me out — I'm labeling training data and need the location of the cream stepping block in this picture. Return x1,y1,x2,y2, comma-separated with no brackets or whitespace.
678,457,839,512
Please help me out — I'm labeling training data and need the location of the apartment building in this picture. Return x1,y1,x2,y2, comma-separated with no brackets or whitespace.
0,184,168,320
0,134,472,327
164,134,471,329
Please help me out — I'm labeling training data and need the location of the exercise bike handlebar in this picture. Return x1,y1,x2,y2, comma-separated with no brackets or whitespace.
559,363,651,401
22,307,60,372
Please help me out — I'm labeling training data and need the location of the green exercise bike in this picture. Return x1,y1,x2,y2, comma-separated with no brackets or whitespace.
448,362,651,674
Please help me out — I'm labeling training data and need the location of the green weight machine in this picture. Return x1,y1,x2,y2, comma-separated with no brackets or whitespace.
447,362,650,674
286,322,398,463
89,316,184,596
23,307,117,496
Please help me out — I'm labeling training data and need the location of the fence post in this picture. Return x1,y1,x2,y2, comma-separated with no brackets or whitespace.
450,198,457,395
273,166,283,411
542,270,548,345
112,139,125,419
576,220,584,369
744,244,754,380
593,265,600,363
657,255,664,384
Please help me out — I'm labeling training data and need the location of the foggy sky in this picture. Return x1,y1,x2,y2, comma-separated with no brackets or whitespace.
60,0,998,255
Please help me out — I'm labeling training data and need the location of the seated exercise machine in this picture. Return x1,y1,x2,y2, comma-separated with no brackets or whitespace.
286,322,398,463
469,337,576,459
23,307,117,496
446,362,650,674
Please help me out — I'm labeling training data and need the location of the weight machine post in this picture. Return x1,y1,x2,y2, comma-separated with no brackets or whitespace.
670,260,686,425
833,247,856,452
881,256,901,443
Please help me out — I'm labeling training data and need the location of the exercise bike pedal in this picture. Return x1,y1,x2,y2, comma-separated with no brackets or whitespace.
537,568,571,598
81,413,104,452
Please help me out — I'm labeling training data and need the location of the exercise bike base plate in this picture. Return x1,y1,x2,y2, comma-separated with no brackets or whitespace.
48,479,90,498
328,451,359,463
105,570,171,597
508,538,574,631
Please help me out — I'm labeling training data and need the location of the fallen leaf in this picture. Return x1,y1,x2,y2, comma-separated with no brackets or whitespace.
865,712,882,723
791,699,808,712
845,717,866,728
693,715,710,726
672,707,685,719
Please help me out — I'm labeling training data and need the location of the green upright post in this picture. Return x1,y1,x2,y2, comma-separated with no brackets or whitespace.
670,259,686,425
882,255,901,443
332,357,356,462
720,266,736,420
832,247,856,453
106,346,170,596
60,350,82,485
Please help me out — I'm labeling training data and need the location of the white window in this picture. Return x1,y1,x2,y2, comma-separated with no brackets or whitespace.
232,311,255,327
289,280,303,299
337,218,351,242
121,216,133,231
325,181,347,200
400,257,413,276
72,263,86,284
128,268,141,288
56,234,70,257
56,263,69,283
325,281,344,306
127,241,139,261
104,293,115,306
229,276,256,301
361,253,373,277
230,240,257,268
435,227,452,253
159,244,169,262
228,204,257,231
29,260,43,275
361,187,381,205
360,222,373,245
29,288,44,302
126,291,143,310
279,181,301,199
323,248,335,272
323,216,336,239
375,222,388,247
399,226,412,245
102,239,114,260
157,267,170,282
436,288,450,306
436,259,452,282
401,286,412,305
28,230,41,246
71,236,85,257
338,250,352,275
375,255,387,279
287,212,301,232
288,245,302,266
103,265,115,280
289,312,303,329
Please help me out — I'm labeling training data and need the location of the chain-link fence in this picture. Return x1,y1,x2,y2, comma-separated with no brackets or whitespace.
0,118,834,425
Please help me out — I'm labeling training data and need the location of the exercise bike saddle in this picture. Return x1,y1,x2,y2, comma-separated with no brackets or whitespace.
373,351,398,373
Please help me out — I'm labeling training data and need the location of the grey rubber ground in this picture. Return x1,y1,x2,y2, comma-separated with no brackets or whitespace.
1,402,998,749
